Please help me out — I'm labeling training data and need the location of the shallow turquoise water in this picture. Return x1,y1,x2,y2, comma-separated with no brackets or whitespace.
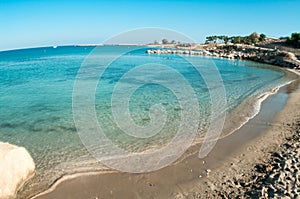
0,46,293,194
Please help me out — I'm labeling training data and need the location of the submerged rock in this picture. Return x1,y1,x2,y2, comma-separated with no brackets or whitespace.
0,142,35,199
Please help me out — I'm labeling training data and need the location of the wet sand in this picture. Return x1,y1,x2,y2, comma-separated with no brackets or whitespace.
30,69,300,199
180,72,300,198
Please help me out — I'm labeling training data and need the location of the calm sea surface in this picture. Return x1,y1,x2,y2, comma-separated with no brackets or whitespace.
0,46,293,195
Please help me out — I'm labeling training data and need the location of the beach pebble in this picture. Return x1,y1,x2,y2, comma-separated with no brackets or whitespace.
205,169,211,177
148,182,155,187
262,186,268,198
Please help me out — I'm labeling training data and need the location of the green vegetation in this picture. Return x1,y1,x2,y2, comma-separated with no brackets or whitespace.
162,38,169,44
286,33,300,48
150,38,180,45
259,34,266,42
206,35,230,44
153,40,159,45
206,32,266,45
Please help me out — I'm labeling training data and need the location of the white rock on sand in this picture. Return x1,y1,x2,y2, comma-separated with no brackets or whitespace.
0,142,35,199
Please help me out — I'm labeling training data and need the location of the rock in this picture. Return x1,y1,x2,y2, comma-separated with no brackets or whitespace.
0,142,35,199
148,182,155,187
279,172,285,181
173,192,184,199
266,165,273,172
262,186,268,198
205,169,211,177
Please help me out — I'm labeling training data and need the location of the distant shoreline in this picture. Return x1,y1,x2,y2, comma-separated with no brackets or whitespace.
2,42,299,70
146,43,300,69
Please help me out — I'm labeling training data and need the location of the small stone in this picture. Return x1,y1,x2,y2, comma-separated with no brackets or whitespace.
205,169,211,176
148,182,155,187
266,165,272,172
262,187,268,198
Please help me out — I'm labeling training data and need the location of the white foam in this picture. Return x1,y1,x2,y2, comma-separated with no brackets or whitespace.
223,80,295,140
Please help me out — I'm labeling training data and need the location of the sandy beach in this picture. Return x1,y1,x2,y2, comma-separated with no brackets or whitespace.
2,1,300,199
29,68,300,199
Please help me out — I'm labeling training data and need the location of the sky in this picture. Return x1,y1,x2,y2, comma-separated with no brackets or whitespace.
0,0,299,51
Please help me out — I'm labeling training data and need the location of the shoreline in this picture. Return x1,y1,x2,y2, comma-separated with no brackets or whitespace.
29,68,300,199
180,68,300,198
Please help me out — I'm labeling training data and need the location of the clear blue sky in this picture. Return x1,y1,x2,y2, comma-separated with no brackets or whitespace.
1,0,299,50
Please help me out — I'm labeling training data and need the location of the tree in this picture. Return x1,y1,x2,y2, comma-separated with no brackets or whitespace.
230,36,241,44
171,40,176,44
217,35,229,44
286,32,300,48
206,36,213,43
248,32,259,44
162,38,169,44
224,36,229,44
206,36,218,43
259,34,266,42
212,35,218,43
206,33,265,45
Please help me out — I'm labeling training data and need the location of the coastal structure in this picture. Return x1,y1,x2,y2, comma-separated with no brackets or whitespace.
146,44,300,69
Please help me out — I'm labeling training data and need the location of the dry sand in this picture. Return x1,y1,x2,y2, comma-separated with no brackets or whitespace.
31,70,300,199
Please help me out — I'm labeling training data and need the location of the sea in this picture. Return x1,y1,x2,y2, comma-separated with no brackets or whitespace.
0,45,295,197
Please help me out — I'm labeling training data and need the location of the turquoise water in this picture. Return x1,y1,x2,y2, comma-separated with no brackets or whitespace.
0,46,293,196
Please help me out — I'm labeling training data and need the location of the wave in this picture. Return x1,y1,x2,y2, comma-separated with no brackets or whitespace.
218,79,294,141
